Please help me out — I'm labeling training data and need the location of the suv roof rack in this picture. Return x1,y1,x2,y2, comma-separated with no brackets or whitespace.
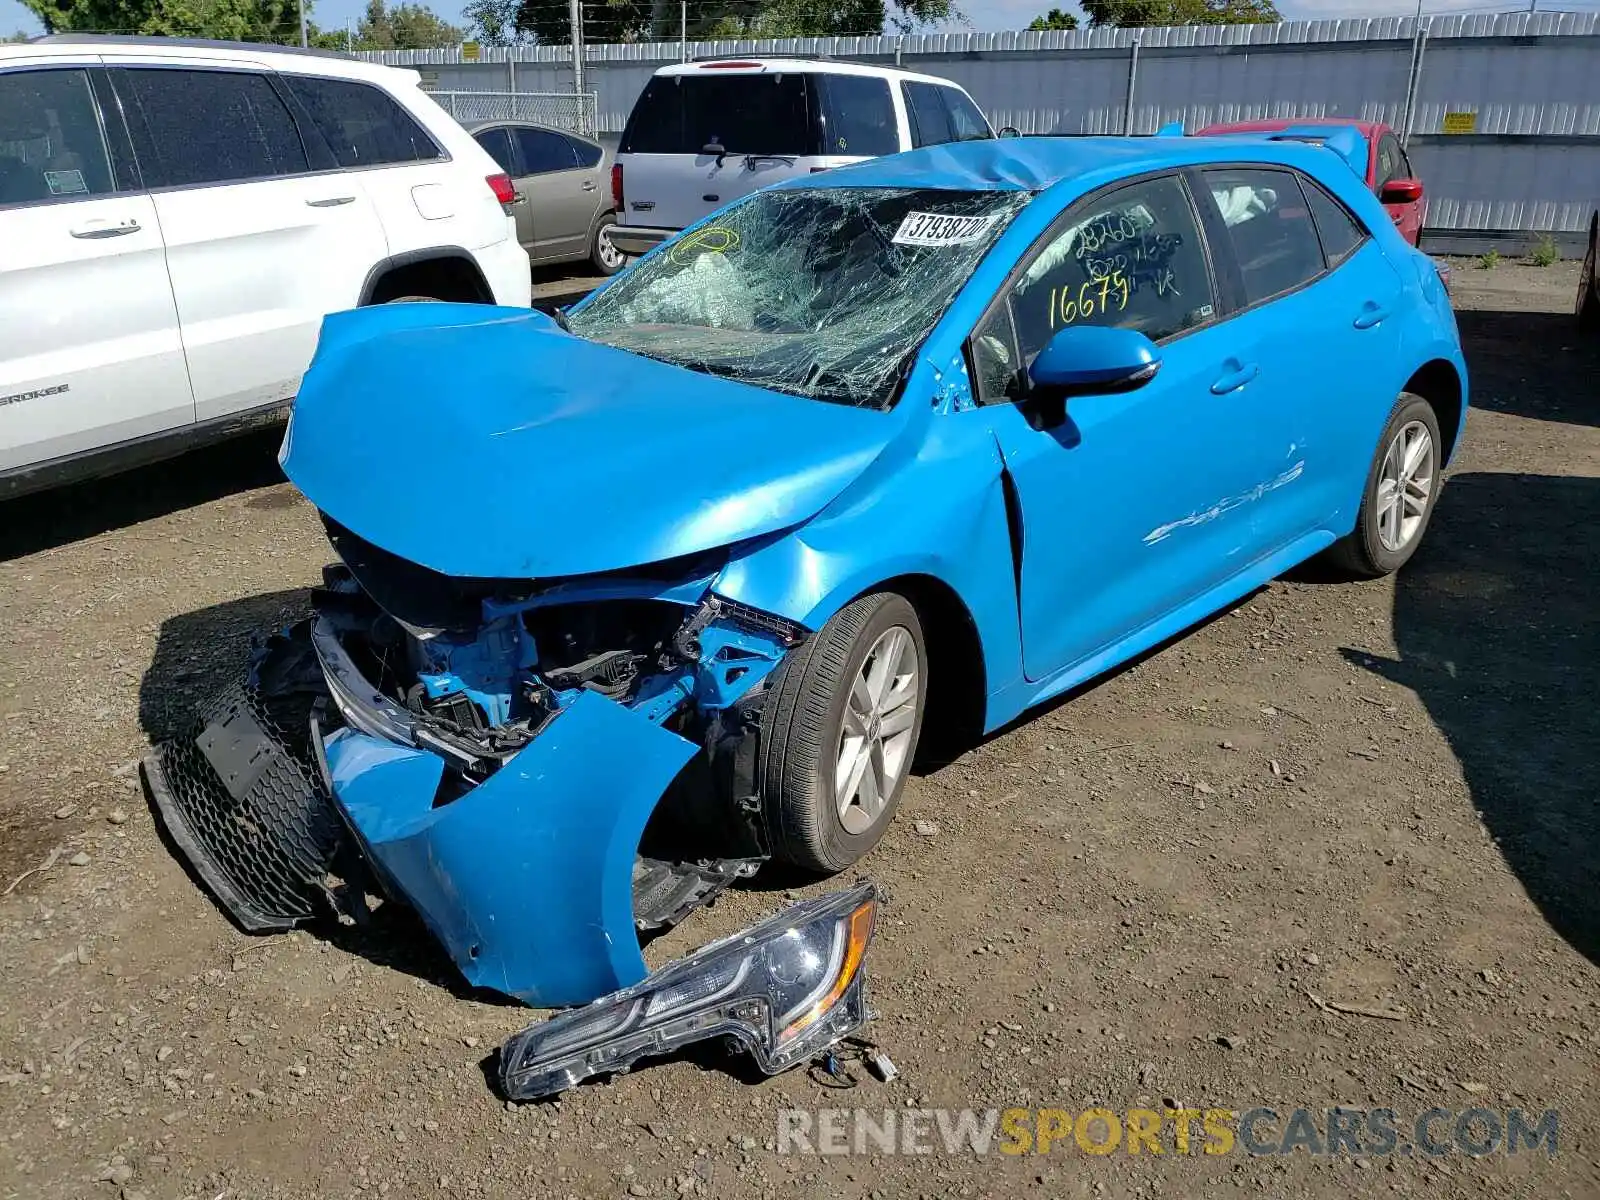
687,52,834,63
28,34,354,60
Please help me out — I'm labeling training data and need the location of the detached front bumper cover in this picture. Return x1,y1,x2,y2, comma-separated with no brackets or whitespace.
500,882,879,1101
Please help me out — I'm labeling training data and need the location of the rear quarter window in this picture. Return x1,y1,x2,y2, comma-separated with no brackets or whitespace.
282,75,443,168
619,73,817,157
1301,176,1369,266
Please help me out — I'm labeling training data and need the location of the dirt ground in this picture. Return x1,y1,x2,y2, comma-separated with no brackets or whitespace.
1,259,1596,1200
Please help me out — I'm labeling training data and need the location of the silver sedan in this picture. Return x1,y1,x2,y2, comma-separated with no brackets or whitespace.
467,121,626,276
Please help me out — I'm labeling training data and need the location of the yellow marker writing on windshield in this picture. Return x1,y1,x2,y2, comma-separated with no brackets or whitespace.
669,225,742,265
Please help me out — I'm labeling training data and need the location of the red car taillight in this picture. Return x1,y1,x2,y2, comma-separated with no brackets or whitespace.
486,172,517,212
611,162,624,211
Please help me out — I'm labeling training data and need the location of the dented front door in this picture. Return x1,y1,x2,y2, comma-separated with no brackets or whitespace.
990,325,1286,684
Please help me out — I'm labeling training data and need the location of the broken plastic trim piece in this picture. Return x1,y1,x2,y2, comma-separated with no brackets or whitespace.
499,882,879,1102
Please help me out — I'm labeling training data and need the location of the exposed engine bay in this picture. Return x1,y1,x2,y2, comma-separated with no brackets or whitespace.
145,511,813,1009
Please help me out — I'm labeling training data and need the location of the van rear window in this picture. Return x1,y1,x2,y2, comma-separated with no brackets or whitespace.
619,74,817,157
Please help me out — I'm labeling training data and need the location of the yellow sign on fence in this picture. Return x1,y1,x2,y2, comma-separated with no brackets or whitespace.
1442,111,1478,134
461,41,481,61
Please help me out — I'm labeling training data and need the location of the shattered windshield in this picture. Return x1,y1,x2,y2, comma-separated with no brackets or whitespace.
569,186,1031,409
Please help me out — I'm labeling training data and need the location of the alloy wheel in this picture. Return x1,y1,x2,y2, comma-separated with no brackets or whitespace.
1375,419,1435,552
834,626,919,836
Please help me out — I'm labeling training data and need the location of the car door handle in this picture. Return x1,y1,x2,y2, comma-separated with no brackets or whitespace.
1210,362,1260,395
69,219,141,239
306,195,356,207
581,180,596,191
1353,301,1391,330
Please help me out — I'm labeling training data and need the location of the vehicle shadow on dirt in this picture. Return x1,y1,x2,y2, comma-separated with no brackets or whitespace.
1343,470,1600,967
1452,309,1600,428
1,428,288,563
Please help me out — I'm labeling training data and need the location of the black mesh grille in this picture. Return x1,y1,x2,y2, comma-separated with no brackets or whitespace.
146,684,344,933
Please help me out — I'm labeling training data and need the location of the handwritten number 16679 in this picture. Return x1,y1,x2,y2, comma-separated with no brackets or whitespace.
1049,272,1132,328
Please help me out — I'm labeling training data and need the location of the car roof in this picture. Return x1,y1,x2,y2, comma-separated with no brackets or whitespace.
777,134,1360,197
0,35,409,85
654,57,967,88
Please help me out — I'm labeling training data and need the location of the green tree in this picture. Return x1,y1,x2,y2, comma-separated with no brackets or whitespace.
474,0,951,47
1080,0,1278,25
22,0,301,40
355,0,463,49
1027,7,1078,29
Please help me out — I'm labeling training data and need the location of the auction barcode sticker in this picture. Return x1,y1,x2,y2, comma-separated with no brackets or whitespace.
892,211,1001,247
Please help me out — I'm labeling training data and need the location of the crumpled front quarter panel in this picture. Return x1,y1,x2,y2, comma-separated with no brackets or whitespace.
322,691,698,1007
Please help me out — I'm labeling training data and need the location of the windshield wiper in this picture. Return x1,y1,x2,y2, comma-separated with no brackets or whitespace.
551,306,572,332
744,153,798,168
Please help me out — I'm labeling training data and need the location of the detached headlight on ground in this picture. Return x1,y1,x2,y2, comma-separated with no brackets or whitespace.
499,883,878,1101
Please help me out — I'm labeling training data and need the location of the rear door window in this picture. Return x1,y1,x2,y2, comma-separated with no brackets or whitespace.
815,73,897,157
1203,168,1327,304
618,73,816,157
0,68,116,206
118,68,309,188
281,74,442,167
473,126,516,174
515,126,578,174
903,81,952,148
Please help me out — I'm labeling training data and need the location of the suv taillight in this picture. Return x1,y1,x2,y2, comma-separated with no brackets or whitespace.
486,173,516,211
611,163,624,212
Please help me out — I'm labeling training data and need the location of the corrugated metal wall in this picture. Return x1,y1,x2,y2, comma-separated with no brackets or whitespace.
361,11,1600,234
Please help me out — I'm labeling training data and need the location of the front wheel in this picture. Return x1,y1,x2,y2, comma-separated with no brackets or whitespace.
590,215,627,276
759,593,927,873
1325,392,1443,578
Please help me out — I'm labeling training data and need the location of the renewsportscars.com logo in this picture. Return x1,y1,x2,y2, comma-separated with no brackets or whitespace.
776,1106,1558,1159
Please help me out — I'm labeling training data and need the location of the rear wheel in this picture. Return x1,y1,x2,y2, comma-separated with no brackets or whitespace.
759,593,927,873
1578,211,1599,335
590,215,626,276
1326,392,1443,578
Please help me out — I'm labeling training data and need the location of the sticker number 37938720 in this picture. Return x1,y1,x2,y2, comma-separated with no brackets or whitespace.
892,211,1001,247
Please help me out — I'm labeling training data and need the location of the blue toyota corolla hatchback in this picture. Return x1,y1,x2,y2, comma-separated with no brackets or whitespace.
151,134,1466,1008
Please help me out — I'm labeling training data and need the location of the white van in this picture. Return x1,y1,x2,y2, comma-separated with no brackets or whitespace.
0,36,532,498
609,58,997,255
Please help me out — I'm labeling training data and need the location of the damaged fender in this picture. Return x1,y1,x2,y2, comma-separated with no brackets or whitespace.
323,690,699,1007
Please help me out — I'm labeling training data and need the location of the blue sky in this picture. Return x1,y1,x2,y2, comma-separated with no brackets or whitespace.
5,0,1597,43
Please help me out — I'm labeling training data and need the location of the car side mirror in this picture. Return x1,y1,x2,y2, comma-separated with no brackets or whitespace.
998,126,1022,139
1024,325,1161,430
1380,178,1423,204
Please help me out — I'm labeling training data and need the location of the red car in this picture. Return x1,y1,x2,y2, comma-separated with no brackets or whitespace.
1196,118,1426,247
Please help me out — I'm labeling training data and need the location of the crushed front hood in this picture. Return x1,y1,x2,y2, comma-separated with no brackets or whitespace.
280,304,899,580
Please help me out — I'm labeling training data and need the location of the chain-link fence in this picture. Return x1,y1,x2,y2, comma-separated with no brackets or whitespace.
426,90,598,137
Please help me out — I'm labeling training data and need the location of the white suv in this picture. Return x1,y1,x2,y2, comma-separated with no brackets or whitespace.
0,36,532,498
610,58,998,256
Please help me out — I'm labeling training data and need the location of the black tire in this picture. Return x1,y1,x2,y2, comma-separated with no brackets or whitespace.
1578,211,1599,336
759,592,927,873
384,295,441,304
590,214,627,276
1325,392,1443,579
